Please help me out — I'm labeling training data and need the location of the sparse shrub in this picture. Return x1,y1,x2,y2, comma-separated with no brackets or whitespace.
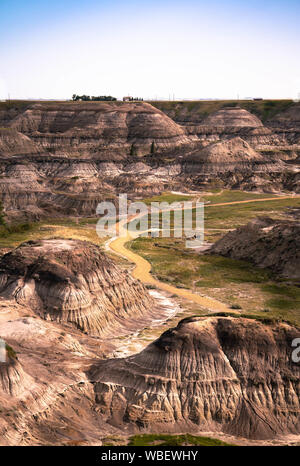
230,304,242,310
130,144,137,156
145,284,156,289
5,343,17,360
0,222,33,238
0,201,6,227
150,141,156,154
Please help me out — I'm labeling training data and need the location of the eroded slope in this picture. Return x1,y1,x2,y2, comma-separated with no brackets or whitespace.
91,316,300,440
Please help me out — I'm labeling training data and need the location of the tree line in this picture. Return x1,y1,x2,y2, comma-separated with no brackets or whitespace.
72,94,117,101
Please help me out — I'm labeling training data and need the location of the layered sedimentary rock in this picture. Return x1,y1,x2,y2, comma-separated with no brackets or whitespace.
185,137,275,169
183,137,286,191
266,105,300,149
0,101,299,220
8,101,193,158
268,104,300,130
0,342,33,396
0,317,110,446
0,128,39,156
0,102,196,218
153,102,300,156
197,107,288,148
201,106,264,128
209,216,300,281
0,162,50,220
91,316,300,440
0,239,154,335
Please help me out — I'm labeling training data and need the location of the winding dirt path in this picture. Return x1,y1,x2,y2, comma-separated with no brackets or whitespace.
108,195,298,312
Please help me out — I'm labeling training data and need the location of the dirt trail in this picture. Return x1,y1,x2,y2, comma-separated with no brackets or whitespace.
108,195,298,312
203,195,296,207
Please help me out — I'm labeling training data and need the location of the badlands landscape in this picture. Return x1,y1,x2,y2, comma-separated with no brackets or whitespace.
0,99,300,446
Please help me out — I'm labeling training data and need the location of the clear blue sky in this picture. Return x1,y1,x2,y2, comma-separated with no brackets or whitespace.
0,0,299,100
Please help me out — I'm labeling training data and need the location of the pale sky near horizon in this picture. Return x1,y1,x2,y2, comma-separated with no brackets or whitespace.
0,0,299,100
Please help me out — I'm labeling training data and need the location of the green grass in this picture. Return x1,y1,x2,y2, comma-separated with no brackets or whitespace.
5,343,17,360
129,232,300,326
135,196,300,244
0,218,105,248
150,99,295,123
138,195,300,233
143,191,192,206
0,222,34,238
128,433,233,446
203,197,300,229
131,237,272,287
200,311,293,326
201,189,278,205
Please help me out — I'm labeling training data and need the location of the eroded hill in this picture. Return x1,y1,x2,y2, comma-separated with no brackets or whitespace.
209,216,300,282
91,315,300,440
0,100,299,220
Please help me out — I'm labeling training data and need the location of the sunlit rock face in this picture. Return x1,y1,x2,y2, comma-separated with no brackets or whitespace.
8,101,193,159
0,239,154,336
0,128,39,157
91,316,300,440
0,342,33,397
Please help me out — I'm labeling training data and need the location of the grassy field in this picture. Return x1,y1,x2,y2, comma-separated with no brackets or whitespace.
101,433,233,446
130,235,300,325
142,189,278,206
130,195,300,326
203,197,300,229
1,193,299,325
0,218,106,248
128,433,233,446
137,195,300,241
143,191,192,205
200,189,278,204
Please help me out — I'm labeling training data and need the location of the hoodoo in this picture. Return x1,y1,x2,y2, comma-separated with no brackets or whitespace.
91,316,300,440
0,342,33,396
0,239,154,335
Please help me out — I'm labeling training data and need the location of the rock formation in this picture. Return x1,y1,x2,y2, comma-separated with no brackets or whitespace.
0,127,39,156
8,101,193,159
185,137,279,169
0,316,111,446
90,316,300,440
208,216,300,282
152,100,300,146
0,100,299,219
201,106,264,128
183,137,286,192
0,342,33,396
0,239,154,335
0,162,50,220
